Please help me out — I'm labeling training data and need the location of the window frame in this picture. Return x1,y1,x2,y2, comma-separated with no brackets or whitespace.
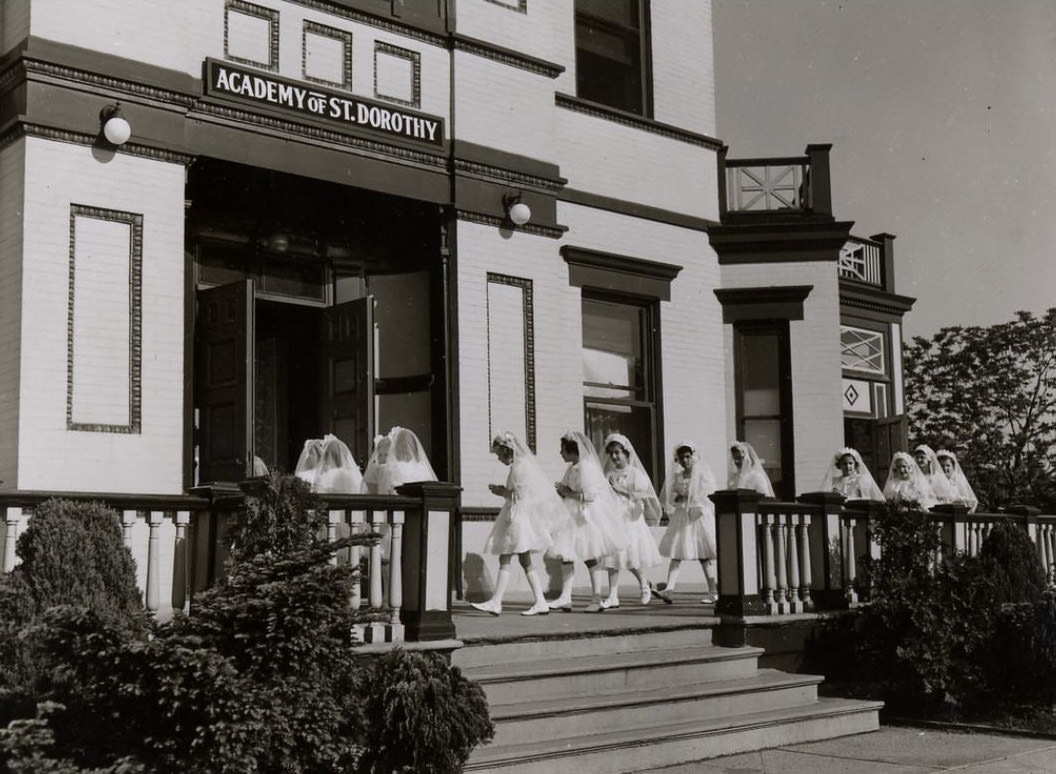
573,0,653,118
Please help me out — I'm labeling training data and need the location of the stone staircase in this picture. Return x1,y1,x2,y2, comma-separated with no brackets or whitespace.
456,623,882,773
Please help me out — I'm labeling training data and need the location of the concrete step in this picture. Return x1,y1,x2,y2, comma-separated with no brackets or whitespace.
466,644,764,705
487,669,823,748
453,624,714,669
466,696,884,773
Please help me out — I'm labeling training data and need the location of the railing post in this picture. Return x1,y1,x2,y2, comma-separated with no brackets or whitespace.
797,512,813,611
805,143,833,216
365,510,387,644
797,492,845,610
3,507,21,572
145,511,163,614
844,499,886,605
395,481,461,642
931,503,969,558
710,489,765,618
388,511,405,642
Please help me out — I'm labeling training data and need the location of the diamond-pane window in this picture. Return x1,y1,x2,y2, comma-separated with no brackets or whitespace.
841,326,885,374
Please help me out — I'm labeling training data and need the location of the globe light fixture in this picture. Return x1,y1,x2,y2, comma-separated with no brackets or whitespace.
502,192,532,227
100,103,132,146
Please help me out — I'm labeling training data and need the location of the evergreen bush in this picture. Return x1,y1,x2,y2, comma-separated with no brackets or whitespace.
354,648,494,774
977,520,1048,605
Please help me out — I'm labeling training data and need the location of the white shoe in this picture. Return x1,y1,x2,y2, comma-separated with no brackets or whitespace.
600,597,620,609
584,601,604,613
471,599,502,616
521,601,550,616
701,593,718,605
547,597,573,612
640,586,652,605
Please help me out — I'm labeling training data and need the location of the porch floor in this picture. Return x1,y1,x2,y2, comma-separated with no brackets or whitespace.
452,592,719,644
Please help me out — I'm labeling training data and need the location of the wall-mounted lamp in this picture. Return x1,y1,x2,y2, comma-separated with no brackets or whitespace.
267,230,290,253
99,103,132,146
502,192,532,227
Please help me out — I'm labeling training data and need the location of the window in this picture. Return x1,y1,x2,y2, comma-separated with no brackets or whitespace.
582,296,659,481
734,321,793,499
574,0,651,116
841,325,885,375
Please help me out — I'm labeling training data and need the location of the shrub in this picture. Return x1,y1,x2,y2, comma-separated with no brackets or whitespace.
354,648,494,774
977,520,1048,605
225,471,326,562
982,589,1056,702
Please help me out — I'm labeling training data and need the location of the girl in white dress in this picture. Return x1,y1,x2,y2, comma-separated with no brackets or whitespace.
653,441,720,605
547,430,626,613
935,449,979,512
599,433,663,608
363,426,438,494
306,434,365,494
913,444,956,504
728,441,776,498
472,431,561,617
883,451,938,509
821,447,885,502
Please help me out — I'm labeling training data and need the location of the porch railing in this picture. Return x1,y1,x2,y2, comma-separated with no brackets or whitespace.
713,490,1056,618
718,143,834,220
0,481,460,644
838,236,884,286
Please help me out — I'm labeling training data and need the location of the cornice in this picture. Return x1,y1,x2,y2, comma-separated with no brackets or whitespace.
22,57,196,108
555,93,724,149
456,209,566,239
453,156,564,192
2,123,193,165
451,34,564,78
561,245,683,281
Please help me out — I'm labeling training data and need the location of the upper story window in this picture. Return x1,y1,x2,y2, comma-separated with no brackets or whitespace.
841,325,886,375
574,0,652,116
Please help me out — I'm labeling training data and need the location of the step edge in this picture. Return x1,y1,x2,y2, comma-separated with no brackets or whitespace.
467,699,884,768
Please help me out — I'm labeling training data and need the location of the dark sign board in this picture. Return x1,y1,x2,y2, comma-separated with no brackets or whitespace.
203,58,444,145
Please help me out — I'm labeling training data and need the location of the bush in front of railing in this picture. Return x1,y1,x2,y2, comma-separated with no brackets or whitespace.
0,474,494,774
353,648,494,774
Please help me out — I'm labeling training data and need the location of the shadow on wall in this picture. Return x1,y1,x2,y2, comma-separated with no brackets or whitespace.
462,553,489,602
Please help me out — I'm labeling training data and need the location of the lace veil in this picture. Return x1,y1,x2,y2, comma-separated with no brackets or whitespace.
935,449,979,512
659,440,717,516
728,441,776,497
883,450,937,509
602,432,662,525
363,426,438,494
914,444,957,503
311,434,365,494
820,447,885,502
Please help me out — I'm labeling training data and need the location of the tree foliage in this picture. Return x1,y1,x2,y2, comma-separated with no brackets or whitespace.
903,308,1056,511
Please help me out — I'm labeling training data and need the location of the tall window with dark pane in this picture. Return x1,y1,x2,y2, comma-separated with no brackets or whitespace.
582,296,659,481
734,322,794,499
574,0,652,117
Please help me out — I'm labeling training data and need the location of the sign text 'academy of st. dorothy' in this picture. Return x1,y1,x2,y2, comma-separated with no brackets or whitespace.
204,59,444,145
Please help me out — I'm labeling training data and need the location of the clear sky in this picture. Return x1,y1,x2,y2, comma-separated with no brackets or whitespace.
712,0,1056,338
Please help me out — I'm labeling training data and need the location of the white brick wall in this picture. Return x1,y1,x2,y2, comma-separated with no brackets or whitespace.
0,140,27,488
720,261,845,496
19,138,186,493
652,1,717,137
455,0,571,70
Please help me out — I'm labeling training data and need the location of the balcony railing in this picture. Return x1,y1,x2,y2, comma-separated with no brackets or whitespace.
718,144,834,220
0,482,460,643
713,490,1056,617
838,237,884,287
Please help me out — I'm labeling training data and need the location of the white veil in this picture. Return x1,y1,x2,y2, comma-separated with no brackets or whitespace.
935,449,979,512
492,431,567,534
293,438,325,487
363,426,438,494
914,444,957,503
312,433,365,494
659,440,717,517
883,450,937,509
728,441,776,497
820,447,885,502
602,432,662,525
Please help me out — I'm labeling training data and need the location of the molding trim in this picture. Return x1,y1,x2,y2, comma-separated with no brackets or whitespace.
559,187,716,232
562,245,682,301
453,156,564,191
714,285,813,323
12,123,194,165
224,0,280,72
555,92,724,149
452,34,564,78
459,507,501,522
22,58,196,107
486,272,536,452
67,205,143,434
374,40,421,108
455,209,566,239
302,19,353,89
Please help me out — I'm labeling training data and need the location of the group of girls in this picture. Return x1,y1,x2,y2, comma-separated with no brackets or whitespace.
294,426,437,495
473,432,777,616
822,444,978,512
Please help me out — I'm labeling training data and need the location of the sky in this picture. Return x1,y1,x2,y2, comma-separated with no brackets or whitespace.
712,0,1056,338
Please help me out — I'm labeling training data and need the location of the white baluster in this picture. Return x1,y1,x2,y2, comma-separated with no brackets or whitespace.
774,518,789,609
366,510,386,643
145,511,163,614
844,517,859,606
799,514,813,611
761,516,776,610
388,511,405,642
787,515,801,613
3,507,21,572
327,510,341,566
172,511,190,614
347,510,365,642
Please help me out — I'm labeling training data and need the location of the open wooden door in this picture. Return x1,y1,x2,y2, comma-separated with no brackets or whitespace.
197,280,255,484
322,296,374,466
846,414,907,486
